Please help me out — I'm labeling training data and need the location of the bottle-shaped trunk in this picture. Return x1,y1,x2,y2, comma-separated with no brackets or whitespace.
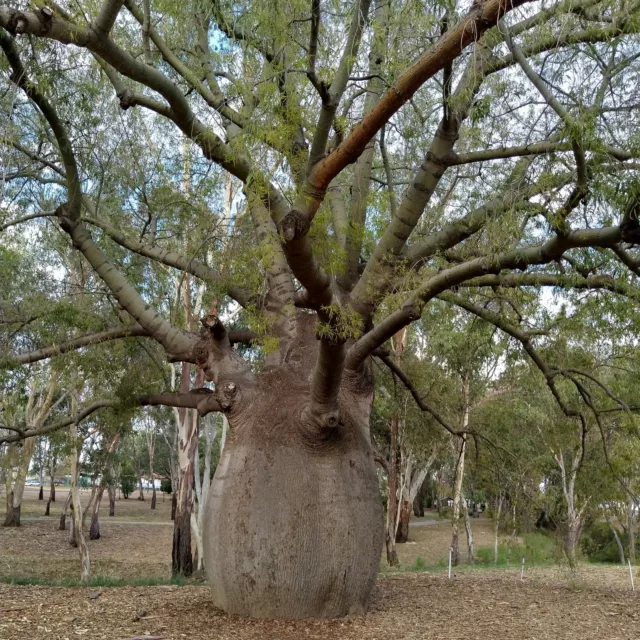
203,330,383,619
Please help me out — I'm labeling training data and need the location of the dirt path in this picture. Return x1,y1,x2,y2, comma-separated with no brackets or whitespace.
1,570,638,640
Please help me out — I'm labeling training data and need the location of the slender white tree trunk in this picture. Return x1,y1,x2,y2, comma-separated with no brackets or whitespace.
70,422,90,583
627,496,636,563
451,375,469,567
462,492,475,563
494,493,503,564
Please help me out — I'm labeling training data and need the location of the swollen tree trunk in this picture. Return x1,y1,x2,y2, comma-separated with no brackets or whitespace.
385,414,399,566
203,316,384,618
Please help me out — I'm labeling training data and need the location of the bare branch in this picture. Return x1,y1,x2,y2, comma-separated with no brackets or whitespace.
5,325,150,366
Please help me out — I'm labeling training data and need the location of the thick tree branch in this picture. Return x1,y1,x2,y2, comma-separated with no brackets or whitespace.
4,325,150,366
298,0,533,222
92,0,124,36
346,225,623,370
448,141,633,166
0,392,223,445
82,208,252,308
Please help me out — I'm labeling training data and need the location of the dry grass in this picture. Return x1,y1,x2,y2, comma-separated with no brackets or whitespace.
393,516,496,568
17,486,173,521
1,487,173,582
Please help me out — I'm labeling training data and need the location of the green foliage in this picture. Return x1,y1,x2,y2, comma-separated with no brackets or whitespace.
120,469,136,499
476,533,561,567
580,522,638,564
160,478,173,494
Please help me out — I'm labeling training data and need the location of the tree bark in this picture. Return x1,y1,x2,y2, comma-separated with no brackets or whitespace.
108,485,116,516
172,362,198,576
136,456,145,501
89,480,106,540
203,317,383,618
395,499,412,544
627,497,636,563
70,421,90,582
38,485,44,500
82,469,100,529
462,493,475,563
494,493,503,564
59,491,71,530
46,458,57,514
49,458,57,502
385,414,399,566
565,516,581,569
451,375,470,567
3,436,37,527
450,436,467,567
146,420,157,510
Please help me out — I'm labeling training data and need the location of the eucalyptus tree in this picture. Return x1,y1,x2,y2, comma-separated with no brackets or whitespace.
2,0,640,619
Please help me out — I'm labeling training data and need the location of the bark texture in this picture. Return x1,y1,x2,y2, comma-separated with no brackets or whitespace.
204,318,383,619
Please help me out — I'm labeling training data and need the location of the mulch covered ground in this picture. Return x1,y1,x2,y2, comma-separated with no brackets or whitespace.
1,569,638,640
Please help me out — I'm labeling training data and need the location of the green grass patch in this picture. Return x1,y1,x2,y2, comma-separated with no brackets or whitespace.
0,575,190,587
475,532,560,567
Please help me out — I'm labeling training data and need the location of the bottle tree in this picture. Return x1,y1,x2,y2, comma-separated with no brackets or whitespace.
2,0,640,619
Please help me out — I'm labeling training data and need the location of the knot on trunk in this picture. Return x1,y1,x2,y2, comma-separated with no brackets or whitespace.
6,11,28,35
201,314,226,340
117,89,136,111
217,381,238,411
300,406,343,448
55,203,76,233
278,210,310,242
